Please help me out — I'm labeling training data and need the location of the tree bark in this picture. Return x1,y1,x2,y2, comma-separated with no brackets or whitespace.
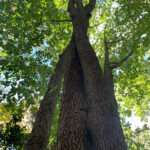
25,40,75,150
68,0,128,149
25,0,128,150
57,49,87,150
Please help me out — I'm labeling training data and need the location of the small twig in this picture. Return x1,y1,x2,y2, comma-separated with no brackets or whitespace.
89,22,101,28
110,50,133,69
50,19,72,23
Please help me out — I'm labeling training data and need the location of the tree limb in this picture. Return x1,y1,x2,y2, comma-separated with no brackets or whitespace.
68,0,76,15
85,0,96,14
74,0,84,10
110,50,133,69
50,19,72,23
104,32,110,70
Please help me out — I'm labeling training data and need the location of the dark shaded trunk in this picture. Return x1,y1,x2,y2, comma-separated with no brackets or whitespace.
89,41,128,150
67,1,128,149
25,1,128,150
57,49,87,150
86,66,127,149
25,40,75,150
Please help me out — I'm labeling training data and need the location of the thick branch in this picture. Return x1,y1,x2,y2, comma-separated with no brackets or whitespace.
74,0,84,9
85,0,96,13
25,40,75,150
70,0,101,100
68,0,76,15
68,0,84,15
73,32,102,101
110,50,133,69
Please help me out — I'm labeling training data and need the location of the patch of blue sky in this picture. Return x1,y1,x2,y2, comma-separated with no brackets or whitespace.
42,59,52,67
115,68,122,76
97,0,105,4
144,54,149,61
22,44,52,67
126,112,150,131
43,40,49,48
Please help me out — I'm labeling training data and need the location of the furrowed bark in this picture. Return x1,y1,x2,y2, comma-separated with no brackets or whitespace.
93,38,128,150
57,48,87,150
69,1,102,103
25,40,75,150
73,31,102,95
69,1,103,149
26,0,128,149
73,31,128,149
68,0,128,149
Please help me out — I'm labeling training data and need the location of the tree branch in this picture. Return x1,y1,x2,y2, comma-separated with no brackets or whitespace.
104,32,110,68
110,50,133,69
74,0,84,10
50,19,72,23
68,0,76,15
85,0,96,14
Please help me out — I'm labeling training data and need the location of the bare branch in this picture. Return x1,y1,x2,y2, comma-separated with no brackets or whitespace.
106,36,129,46
104,32,110,66
89,23,101,28
85,0,96,13
68,0,76,15
68,0,84,16
110,50,133,69
74,0,84,9
50,19,72,23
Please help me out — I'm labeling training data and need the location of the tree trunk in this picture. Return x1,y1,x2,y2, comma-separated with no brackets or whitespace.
25,40,75,150
67,0,128,150
57,49,87,150
25,1,128,150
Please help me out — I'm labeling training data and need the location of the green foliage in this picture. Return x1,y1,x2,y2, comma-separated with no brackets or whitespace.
48,99,61,149
0,112,28,149
0,0,72,105
123,123,150,150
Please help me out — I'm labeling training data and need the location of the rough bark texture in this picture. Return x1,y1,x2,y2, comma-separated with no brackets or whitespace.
25,40,75,150
57,49,87,150
25,0,128,150
67,0,128,150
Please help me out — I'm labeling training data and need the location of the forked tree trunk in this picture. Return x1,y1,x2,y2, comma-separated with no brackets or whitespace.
66,0,128,150
25,0,128,150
